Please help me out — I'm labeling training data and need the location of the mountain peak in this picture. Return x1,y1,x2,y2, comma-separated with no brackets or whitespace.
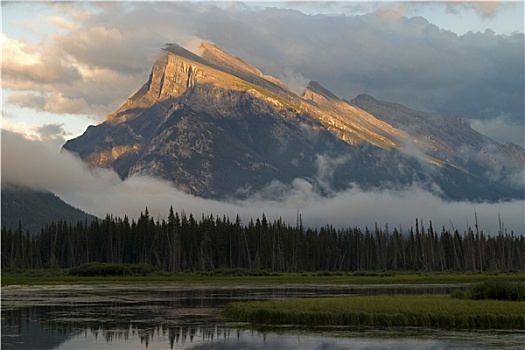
164,42,205,62
198,41,290,92
353,94,377,102
303,81,340,102
200,42,259,73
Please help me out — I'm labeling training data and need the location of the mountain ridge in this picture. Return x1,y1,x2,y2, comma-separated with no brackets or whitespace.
352,94,525,186
1,185,97,234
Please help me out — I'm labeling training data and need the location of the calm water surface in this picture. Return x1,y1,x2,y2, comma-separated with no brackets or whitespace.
2,284,524,349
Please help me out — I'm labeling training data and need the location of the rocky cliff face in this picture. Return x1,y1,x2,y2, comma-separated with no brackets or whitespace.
63,42,524,201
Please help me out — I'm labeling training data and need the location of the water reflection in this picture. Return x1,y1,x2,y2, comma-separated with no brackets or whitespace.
2,284,523,349
51,326,489,350
54,324,239,350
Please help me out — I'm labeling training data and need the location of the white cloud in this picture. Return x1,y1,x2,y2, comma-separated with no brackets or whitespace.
2,130,523,235
7,91,105,116
314,154,350,195
1,120,69,146
1,33,41,66
275,70,309,96
2,34,81,86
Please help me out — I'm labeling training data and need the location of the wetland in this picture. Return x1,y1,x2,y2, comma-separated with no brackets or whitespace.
2,282,524,349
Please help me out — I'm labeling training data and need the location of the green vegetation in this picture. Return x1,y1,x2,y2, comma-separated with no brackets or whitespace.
1,186,96,234
2,269,524,286
68,262,158,277
223,294,525,329
451,280,525,301
3,208,524,274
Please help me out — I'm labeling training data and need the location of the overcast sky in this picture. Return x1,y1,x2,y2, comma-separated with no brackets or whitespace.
1,1,524,233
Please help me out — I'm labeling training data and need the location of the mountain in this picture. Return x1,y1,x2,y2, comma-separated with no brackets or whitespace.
351,94,525,193
63,42,524,201
1,186,97,234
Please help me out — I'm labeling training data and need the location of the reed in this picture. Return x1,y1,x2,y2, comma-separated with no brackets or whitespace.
223,295,525,329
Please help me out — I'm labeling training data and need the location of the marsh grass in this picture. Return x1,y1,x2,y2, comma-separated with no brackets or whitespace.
451,280,525,301
2,270,524,286
223,295,525,329
470,280,525,301
69,263,159,277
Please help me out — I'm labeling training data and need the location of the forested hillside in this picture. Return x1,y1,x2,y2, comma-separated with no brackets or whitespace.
2,207,523,272
1,186,97,234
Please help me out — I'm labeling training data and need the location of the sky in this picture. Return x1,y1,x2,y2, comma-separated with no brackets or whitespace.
1,1,524,234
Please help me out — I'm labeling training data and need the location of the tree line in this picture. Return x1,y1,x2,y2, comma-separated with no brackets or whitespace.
2,207,524,272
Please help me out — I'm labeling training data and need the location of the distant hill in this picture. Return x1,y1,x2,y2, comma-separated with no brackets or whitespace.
1,186,97,234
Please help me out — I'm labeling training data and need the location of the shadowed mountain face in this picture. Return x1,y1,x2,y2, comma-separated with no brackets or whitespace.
1,185,97,234
351,94,525,192
63,42,524,201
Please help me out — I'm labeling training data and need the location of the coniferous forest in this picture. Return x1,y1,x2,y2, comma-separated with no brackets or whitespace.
2,207,524,273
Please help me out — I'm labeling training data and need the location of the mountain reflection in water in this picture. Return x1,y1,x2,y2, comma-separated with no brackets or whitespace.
2,285,524,349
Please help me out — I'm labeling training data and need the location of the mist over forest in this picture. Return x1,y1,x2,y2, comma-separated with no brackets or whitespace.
2,130,523,236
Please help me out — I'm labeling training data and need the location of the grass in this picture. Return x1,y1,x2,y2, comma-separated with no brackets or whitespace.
68,263,158,277
451,280,525,301
223,294,525,329
2,269,524,286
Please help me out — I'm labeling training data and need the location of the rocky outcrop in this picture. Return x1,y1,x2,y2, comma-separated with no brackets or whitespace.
302,81,403,149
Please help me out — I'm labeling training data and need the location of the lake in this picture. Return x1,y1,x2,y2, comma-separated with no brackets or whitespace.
2,284,524,349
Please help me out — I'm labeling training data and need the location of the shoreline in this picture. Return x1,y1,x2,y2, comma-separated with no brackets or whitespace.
2,270,524,287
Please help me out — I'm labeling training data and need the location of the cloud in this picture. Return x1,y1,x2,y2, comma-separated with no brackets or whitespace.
47,15,76,31
275,70,309,96
1,110,15,119
53,26,150,74
1,120,70,147
1,33,41,66
1,130,118,193
34,123,70,145
1,34,81,87
2,3,216,122
446,2,500,18
2,130,523,236
276,184,524,236
3,2,523,147
314,154,350,195
7,92,96,115
471,114,525,148
375,3,409,21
